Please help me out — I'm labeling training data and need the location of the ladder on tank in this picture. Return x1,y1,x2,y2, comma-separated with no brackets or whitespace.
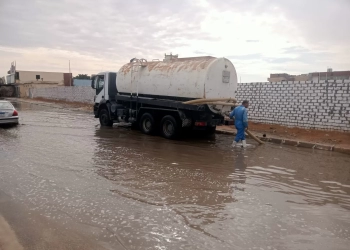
130,58,148,119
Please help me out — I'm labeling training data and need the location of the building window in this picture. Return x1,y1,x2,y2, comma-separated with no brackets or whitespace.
15,72,19,80
36,75,40,80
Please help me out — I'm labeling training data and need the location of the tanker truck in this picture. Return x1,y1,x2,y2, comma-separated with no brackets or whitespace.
91,54,237,139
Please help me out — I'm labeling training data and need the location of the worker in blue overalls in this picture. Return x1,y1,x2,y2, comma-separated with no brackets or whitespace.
229,100,249,147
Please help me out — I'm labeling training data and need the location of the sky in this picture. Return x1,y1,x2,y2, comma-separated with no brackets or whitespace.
0,0,349,82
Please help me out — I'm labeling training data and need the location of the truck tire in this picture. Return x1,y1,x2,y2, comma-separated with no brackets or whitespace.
139,113,155,135
161,115,180,139
99,109,113,127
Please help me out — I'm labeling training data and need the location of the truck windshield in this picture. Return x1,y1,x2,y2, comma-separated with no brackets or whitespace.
97,76,104,89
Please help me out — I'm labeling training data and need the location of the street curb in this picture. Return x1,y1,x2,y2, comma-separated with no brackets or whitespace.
216,127,350,155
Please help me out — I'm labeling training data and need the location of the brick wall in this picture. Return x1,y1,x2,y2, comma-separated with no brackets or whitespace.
31,80,350,131
32,86,95,104
236,80,350,131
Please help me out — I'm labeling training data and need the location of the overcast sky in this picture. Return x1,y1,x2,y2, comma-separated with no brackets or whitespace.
0,0,349,82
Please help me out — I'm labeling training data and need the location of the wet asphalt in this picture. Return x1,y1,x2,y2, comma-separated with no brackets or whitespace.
0,100,349,250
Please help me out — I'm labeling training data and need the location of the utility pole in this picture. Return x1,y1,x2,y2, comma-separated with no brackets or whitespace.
69,60,71,73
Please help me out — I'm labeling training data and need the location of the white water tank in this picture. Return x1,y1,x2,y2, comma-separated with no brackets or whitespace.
117,56,238,100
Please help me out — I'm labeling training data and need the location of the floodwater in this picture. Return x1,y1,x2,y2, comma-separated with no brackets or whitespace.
0,100,349,250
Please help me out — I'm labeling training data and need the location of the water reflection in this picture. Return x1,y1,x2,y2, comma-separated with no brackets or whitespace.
232,153,247,191
93,128,239,235
244,147,350,210
93,127,350,249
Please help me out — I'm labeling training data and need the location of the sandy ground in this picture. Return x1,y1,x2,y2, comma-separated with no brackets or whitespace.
218,122,350,149
32,97,92,112
0,216,23,250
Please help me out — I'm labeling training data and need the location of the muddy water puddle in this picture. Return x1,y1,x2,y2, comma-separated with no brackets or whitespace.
0,101,349,250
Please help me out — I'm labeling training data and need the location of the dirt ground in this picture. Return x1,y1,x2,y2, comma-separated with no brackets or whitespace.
250,122,350,147
218,122,350,149
26,98,350,149
32,97,92,112
0,216,23,250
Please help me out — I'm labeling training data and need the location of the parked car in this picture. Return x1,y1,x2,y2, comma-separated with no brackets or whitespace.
0,100,19,125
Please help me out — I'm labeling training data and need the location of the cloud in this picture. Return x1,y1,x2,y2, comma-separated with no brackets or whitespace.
0,0,349,82
206,0,350,46
228,54,262,61
0,0,216,74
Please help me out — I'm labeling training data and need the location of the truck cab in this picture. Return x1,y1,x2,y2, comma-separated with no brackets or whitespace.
91,72,115,105
91,72,118,123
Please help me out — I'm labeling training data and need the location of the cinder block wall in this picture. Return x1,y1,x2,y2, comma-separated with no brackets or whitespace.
32,86,95,104
236,80,350,131
31,80,350,131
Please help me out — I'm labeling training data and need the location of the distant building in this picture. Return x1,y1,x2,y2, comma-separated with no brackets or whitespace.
309,70,350,82
7,70,72,85
73,79,92,86
268,73,299,82
268,69,350,82
5,62,72,97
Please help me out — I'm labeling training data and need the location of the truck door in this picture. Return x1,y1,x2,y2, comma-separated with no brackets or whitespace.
94,74,105,103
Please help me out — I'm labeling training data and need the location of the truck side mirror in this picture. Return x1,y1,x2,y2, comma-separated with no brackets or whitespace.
91,76,96,89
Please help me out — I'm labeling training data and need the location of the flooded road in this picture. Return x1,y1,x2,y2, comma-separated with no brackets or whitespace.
0,100,350,250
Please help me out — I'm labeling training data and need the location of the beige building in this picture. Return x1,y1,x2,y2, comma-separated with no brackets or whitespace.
293,74,309,81
267,73,309,82
5,64,72,97
12,70,73,97
268,70,350,82
14,70,66,85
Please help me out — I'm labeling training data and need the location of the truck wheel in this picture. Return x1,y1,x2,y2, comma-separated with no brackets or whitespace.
161,115,180,139
99,109,113,127
139,113,155,135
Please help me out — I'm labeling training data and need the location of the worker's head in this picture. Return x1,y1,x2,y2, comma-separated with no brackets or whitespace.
242,100,249,108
